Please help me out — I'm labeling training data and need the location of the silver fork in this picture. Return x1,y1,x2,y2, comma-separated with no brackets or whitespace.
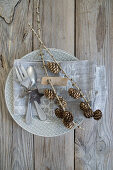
15,65,31,88
15,65,32,124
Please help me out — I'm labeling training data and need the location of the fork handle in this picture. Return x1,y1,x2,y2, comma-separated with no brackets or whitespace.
26,96,32,124
34,101,46,121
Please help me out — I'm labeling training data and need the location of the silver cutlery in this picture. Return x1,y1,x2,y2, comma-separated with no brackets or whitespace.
15,65,31,88
27,66,47,121
15,64,47,122
15,65,32,124
25,94,32,124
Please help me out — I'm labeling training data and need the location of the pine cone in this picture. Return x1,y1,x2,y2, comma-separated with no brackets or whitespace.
63,111,73,123
84,109,93,118
68,88,81,99
55,96,67,108
80,102,89,111
55,108,64,119
46,62,60,74
63,120,74,129
93,110,102,120
44,89,55,100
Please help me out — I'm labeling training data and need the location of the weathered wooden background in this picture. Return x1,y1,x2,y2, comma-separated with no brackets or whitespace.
0,0,112,169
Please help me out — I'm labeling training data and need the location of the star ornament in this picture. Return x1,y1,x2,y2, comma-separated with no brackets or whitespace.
29,89,44,104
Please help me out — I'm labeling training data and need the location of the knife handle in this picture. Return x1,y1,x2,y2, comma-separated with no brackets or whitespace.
26,96,32,124
34,101,46,121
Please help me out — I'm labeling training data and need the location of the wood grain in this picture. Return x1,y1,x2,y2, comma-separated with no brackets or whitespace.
33,0,75,170
75,0,113,169
0,0,21,24
0,0,112,169
0,0,34,170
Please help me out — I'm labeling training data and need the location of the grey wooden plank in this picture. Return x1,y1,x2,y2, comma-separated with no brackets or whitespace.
75,0,113,169
0,0,20,24
33,0,75,170
0,0,34,169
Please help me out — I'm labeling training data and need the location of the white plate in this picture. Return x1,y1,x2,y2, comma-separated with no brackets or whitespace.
5,48,84,137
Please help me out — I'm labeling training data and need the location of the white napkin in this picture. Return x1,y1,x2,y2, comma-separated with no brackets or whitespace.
13,59,106,118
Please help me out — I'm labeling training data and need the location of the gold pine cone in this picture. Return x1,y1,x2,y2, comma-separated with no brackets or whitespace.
55,96,67,108
63,120,74,129
46,62,60,74
44,89,55,100
63,111,73,123
80,102,89,111
68,88,81,99
93,110,102,120
84,109,93,118
55,108,64,119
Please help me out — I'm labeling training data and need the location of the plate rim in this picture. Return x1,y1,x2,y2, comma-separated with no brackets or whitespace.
5,48,84,137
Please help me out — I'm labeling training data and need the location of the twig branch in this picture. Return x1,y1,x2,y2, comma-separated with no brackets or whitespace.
41,54,66,111
28,23,91,110
36,1,66,111
34,2,84,130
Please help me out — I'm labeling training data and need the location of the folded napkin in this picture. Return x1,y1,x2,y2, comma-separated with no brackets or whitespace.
13,59,106,119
